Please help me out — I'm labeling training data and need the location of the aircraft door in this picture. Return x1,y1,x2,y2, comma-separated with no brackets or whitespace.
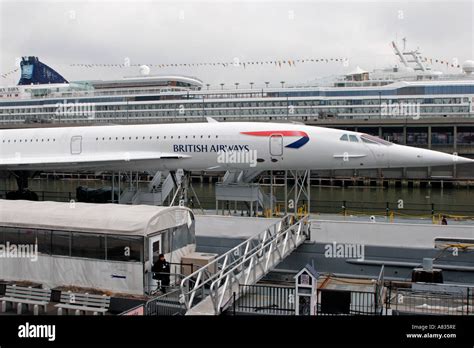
269,134,283,156
70,136,82,155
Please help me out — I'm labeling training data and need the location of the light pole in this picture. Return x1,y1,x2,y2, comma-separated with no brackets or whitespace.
265,82,270,88
250,82,254,89
235,82,239,89
206,84,210,90
220,83,224,90
280,81,285,88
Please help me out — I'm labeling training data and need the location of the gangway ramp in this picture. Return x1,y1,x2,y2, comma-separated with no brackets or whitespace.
180,215,309,315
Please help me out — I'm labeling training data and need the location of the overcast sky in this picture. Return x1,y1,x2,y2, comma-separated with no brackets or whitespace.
0,0,473,87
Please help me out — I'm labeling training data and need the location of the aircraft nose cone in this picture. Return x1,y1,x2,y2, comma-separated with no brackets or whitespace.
417,148,473,166
389,145,474,168
453,155,474,165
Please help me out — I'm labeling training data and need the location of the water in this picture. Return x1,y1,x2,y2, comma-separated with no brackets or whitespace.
1,177,473,216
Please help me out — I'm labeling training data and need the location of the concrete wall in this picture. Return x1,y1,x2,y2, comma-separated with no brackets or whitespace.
310,219,474,248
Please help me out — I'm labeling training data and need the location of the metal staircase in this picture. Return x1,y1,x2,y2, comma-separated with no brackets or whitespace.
216,169,276,214
119,171,177,205
180,214,310,315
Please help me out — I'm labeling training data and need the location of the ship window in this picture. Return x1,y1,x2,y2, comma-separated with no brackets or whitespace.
340,134,349,141
349,135,359,142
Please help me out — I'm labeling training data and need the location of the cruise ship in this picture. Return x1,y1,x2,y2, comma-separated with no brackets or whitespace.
1,41,474,180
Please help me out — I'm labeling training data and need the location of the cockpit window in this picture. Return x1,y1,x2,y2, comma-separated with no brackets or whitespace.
349,135,359,142
340,134,349,141
361,134,393,146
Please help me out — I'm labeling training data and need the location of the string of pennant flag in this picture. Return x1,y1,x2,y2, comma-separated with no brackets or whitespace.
421,57,462,69
1,56,463,79
1,68,19,79
69,57,348,69
68,56,464,69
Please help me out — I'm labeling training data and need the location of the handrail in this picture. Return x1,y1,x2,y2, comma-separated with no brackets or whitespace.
208,217,308,313
179,215,294,310
180,215,309,314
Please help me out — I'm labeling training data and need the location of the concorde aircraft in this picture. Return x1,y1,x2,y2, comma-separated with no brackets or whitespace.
0,120,472,190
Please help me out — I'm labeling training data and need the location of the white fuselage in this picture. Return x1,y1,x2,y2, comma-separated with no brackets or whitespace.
0,122,470,172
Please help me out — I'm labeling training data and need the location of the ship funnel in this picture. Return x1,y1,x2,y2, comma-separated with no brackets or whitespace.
17,56,68,85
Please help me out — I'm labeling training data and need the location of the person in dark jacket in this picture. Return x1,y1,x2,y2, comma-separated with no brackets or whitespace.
152,254,170,293
441,216,448,225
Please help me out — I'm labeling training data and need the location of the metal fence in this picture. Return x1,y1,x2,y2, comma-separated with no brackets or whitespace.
2,185,474,220
144,289,186,316
143,280,474,316
234,284,295,315
310,199,474,218
0,189,74,202
386,284,472,316
316,288,379,315
118,304,145,316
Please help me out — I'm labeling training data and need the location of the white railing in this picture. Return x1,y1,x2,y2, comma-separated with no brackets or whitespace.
161,173,175,203
148,171,163,191
119,189,136,204
180,215,309,315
